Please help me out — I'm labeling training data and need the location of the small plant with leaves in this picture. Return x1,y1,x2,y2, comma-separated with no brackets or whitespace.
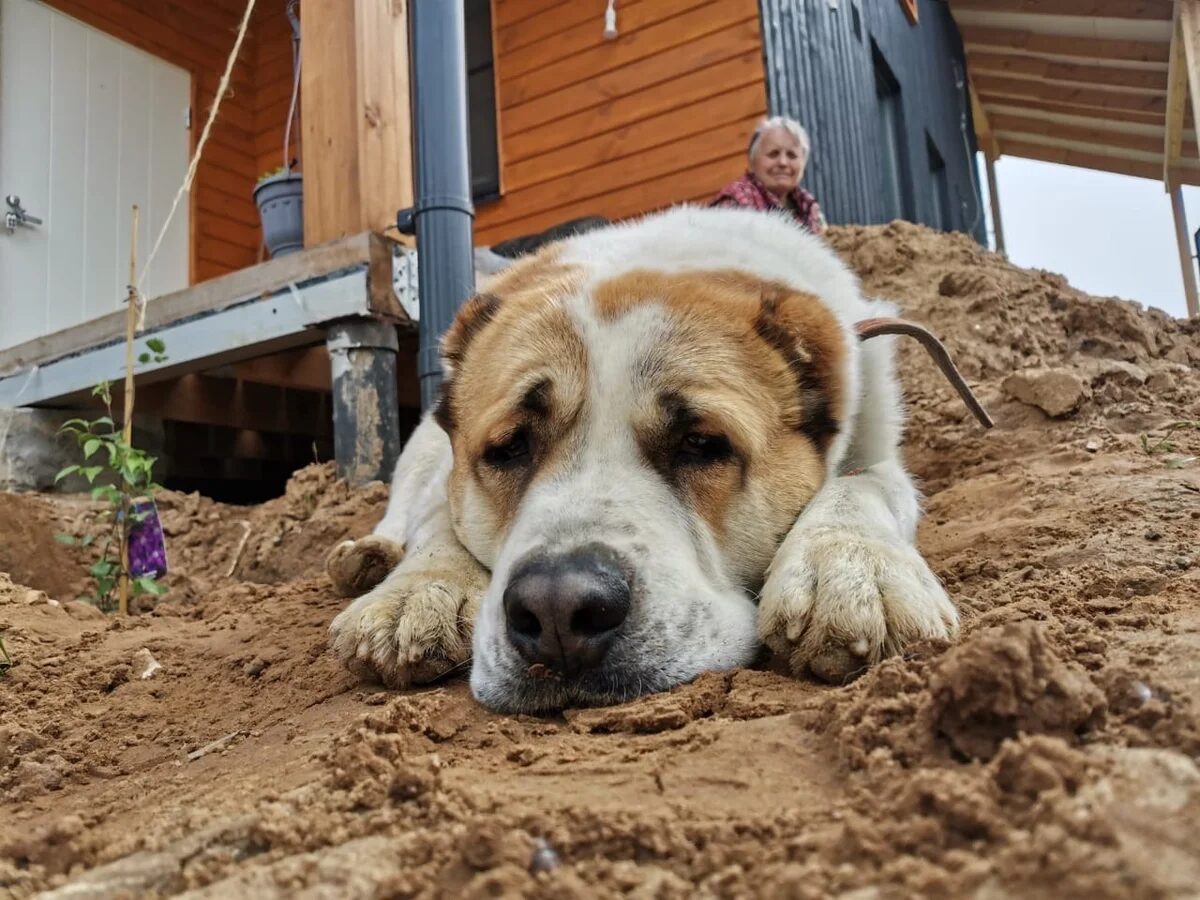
55,372,168,612
139,337,168,366
1139,420,1199,469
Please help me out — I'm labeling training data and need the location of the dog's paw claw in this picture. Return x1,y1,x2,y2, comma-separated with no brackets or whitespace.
326,535,405,598
329,573,480,688
759,527,959,684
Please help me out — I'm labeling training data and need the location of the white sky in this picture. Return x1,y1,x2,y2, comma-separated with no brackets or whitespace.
977,154,1199,321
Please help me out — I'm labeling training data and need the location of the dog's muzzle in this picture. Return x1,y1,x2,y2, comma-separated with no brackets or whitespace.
502,543,632,679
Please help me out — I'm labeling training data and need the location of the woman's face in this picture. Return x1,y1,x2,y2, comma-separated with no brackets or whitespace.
750,127,807,197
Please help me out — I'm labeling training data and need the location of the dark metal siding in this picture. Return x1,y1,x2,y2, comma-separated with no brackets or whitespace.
759,0,985,241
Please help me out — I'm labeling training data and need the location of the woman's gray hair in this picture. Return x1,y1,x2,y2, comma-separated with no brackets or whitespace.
747,116,811,161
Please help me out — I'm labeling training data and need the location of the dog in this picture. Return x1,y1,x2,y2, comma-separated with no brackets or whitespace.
326,206,965,713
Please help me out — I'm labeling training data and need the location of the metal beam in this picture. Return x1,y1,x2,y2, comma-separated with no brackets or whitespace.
0,270,379,408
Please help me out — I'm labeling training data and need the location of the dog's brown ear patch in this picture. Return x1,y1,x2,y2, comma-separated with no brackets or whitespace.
754,289,847,452
435,292,502,433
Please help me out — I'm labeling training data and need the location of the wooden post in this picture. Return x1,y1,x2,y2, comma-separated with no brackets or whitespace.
300,0,413,247
984,153,1006,257
1173,1,1200,318
1170,184,1200,319
119,205,140,617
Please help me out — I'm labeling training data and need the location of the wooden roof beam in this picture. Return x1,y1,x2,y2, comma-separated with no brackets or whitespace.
961,25,1171,65
973,74,1168,114
994,129,1200,172
992,112,1197,157
966,52,1169,94
952,0,1173,19
1000,137,1171,180
978,94,1171,127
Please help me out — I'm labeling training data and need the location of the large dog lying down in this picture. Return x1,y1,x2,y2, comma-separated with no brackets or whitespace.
327,206,971,714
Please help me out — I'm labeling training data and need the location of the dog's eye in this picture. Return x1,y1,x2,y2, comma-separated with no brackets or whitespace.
676,432,733,466
483,429,531,468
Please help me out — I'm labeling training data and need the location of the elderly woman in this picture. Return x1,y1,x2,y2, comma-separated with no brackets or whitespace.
711,116,826,234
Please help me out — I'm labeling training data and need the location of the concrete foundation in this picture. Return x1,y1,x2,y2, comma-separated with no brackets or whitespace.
0,408,165,493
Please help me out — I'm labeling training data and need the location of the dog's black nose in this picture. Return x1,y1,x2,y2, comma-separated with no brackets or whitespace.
503,545,631,677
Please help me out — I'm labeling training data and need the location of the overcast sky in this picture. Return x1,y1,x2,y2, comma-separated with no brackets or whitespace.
978,155,1199,321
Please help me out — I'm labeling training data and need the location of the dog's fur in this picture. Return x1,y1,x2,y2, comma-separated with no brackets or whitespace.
327,206,958,712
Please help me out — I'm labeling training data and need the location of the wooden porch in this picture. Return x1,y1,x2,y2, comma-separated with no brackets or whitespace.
952,0,1200,318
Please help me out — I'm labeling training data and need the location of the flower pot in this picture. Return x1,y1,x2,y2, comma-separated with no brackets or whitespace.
253,171,304,258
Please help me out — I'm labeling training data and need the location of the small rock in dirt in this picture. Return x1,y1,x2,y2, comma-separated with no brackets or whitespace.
1130,681,1153,706
132,648,161,680
1002,369,1090,418
1084,438,1102,453
62,600,108,622
243,656,270,678
1144,528,1162,541
529,838,561,874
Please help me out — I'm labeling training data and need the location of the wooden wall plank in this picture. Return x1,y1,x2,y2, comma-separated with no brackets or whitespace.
478,0,766,244
500,1,753,107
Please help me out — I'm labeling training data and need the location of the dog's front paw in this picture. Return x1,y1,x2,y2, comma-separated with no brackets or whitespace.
326,535,405,598
328,568,484,688
758,526,959,683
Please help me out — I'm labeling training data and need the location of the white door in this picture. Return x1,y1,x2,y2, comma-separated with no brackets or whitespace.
0,0,190,352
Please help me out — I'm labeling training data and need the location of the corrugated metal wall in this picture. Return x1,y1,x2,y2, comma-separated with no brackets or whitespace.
759,0,985,240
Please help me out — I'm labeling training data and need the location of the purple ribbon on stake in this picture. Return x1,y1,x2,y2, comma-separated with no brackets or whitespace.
125,498,169,580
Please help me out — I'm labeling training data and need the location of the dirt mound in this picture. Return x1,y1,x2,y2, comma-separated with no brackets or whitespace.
3,222,1200,898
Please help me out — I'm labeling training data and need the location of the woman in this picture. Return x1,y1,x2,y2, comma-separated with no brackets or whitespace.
711,116,826,234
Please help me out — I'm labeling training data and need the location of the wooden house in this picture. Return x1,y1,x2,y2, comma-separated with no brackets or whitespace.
3,0,1189,497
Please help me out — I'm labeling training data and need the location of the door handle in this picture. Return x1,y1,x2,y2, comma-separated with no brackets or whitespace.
4,195,43,233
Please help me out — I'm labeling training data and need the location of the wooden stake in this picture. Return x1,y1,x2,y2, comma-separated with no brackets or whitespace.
119,205,139,617
1170,185,1200,319
984,152,1006,257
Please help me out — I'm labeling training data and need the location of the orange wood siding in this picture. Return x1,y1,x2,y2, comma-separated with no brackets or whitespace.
477,0,767,244
254,7,301,183
39,0,296,285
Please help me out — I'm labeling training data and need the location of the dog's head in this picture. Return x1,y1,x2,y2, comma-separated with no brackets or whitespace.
436,232,859,713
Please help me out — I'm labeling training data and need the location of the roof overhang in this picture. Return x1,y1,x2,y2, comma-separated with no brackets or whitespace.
950,0,1196,188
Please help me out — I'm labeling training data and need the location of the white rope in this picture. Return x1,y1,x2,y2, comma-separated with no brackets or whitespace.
135,0,259,328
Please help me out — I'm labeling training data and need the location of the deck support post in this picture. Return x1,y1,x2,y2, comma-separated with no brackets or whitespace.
327,319,400,485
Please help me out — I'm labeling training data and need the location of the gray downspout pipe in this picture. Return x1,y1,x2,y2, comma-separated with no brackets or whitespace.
404,0,476,411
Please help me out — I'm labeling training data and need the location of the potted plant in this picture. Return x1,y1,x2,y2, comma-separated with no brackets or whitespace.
254,1,304,258
254,165,303,258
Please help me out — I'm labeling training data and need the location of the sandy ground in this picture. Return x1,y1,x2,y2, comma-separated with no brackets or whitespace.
1,222,1199,899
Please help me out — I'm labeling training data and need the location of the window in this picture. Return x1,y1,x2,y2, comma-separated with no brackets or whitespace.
873,44,912,222
927,134,952,231
465,0,500,202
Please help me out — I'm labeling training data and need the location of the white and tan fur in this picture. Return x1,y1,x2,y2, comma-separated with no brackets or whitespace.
327,206,958,712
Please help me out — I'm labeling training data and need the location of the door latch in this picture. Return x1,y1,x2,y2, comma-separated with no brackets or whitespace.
4,195,42,233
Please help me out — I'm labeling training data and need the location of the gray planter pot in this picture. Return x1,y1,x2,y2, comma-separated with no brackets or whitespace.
253,172,304,258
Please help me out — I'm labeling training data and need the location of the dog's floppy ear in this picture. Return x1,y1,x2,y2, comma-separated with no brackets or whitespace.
753,287,849,452
434,292,502,433
854,317,993,429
